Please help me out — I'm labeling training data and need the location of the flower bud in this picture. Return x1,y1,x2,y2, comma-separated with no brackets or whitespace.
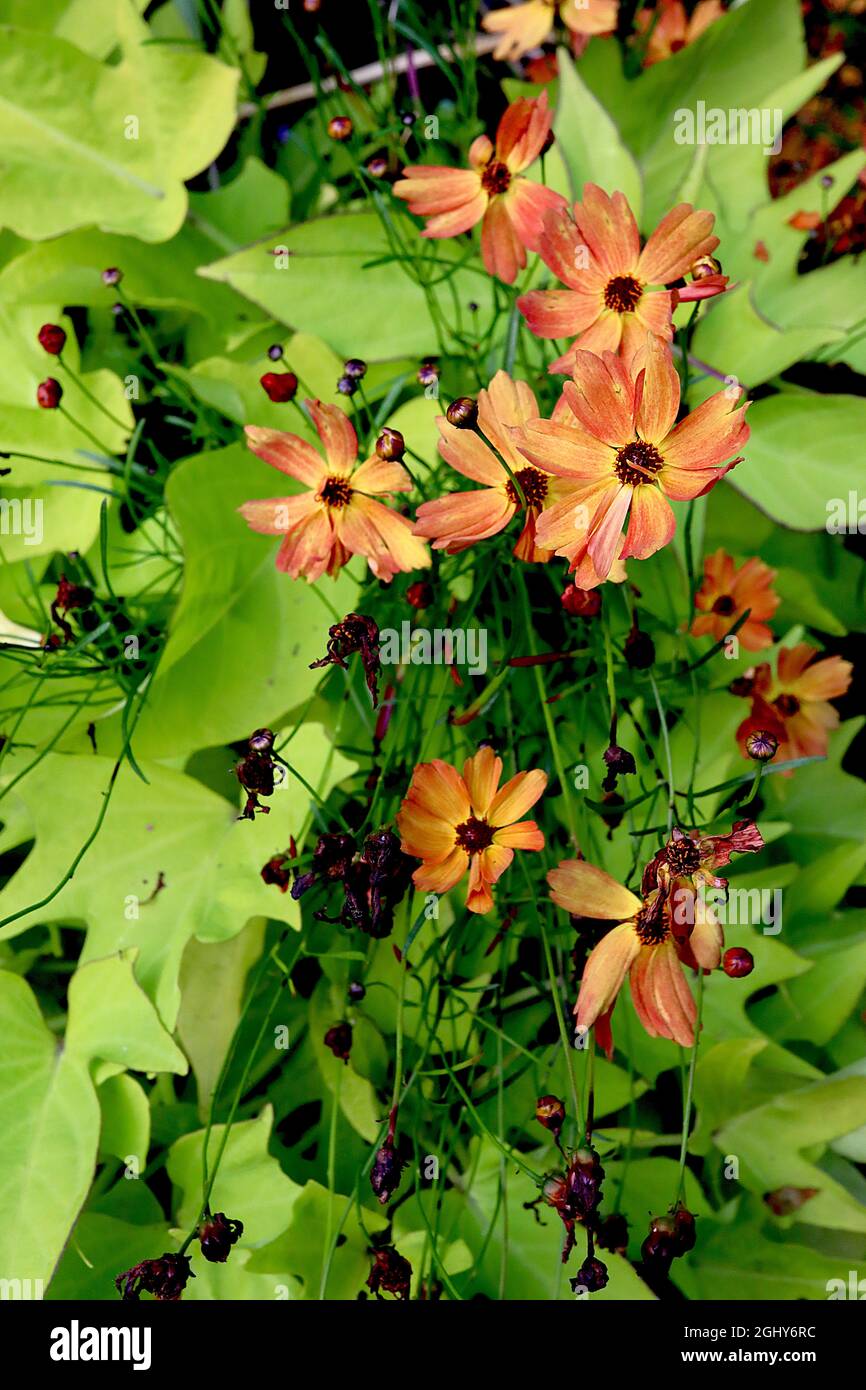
445,396,478,429
267,343,284,361
328,115,353,141
248,727,275,752
260,371,298,403
37,378,62,409
102,267,123,286
535,1094,566,1141
376,427,405,461
367,156,389,178
406,579,432,610
723,946,754,978
640,1214,678,1272
624,624,655,670
417,358,439,387
343,358,367,379
337,374,358,396
370,1139,404,1205
566,1146,604,1220
348,981,366,1002
746,730,778,763
324,1020,353,1062
691,255,722,281
38,323,66,355
562,584,601,618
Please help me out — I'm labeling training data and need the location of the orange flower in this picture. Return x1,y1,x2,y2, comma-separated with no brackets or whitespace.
736,643,853,763
240,401,430,583
393,93,565,284
396,747,546,914
691,549,779,652
636,0,725,67
481,0,618,62
517,185,719,370
548,859,722,1050
413,371,554,561
515,336,749,586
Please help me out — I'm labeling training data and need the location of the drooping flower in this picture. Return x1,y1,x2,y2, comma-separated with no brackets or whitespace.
413,371,554,561
198,1212,244,1263
515,336,749,585
635,0,725,67
735,643,853,762
397,746,546,914
547,858,724,1049
240,401,430,583
393,93,565,284
115,1252,194,1301
517,186,719,370
481,0,619,62
690,549,779,652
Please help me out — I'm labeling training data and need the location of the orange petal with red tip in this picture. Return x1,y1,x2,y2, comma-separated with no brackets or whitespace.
481,196,526,284
634,334,681,442
305,400,358,475
573,184,641,278
245,425,328,488
621,484,676,561
413,488,515,552
564,349,637,445
661,388,750,474
393,167,483,215
637,203,719,284
506,179,566,253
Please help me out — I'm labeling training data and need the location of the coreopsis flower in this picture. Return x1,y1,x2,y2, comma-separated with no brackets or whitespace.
517,186,719,370
240,401,430,583
516,336,749,585
690,549,779,651
396,746,546,914
481,0,619,61
413,371,554,561
635,0,725,67
735,643,853,762
393,93,565,284
641,821,764,959
547,859,723,1049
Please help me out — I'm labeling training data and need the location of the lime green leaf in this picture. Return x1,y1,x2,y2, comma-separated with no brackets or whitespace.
0,16,238,241
198,211,496,359
552,48,642,214
98,1074,150,1166
177,918,266,1118
167,1106,302,1247
247,1180,387,1299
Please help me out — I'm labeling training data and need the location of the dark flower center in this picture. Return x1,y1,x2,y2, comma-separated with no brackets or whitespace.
774,693,800,717
634,901,669,947
603,274,643,314
481,160,511,196
319,475,353,508
712,595,736,616
505,466,549,509
614,439,665,486
455,816,495,853
665,838,701,875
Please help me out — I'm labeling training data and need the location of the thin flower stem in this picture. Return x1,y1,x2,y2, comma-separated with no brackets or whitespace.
674,971,704,1206
650,672,676,834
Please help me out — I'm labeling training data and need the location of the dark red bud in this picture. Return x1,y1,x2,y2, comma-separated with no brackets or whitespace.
723,947,754,978
37,378,63,409
376,427,405,461
38,323,66,355
328,115,353,141
535,1094,566,1141
260,371,298,403
562,584,601,617
445,396,478,429
406,580,433,609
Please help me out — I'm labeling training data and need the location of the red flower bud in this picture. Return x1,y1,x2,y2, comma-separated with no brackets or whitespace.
561,584,601,618
37,378,63,409
376,427,405,461
406,580,432,609
328,115,353,141
445,396,478,429
260,371,298,403
38,323,66,355
535,1094,566,1141
723,947,754,978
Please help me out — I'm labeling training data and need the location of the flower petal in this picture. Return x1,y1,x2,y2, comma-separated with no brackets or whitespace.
463,746,503,817
494,819,545,850
620,484,676,561
563,349,637,445
489,768,547,826
481,196,526,284
637,203,719,284
574,922,641,1034
245,425,327,488
305,400,358,475
413,846,470,893
573,183,641,277
634,333,681,441
547,859,641,918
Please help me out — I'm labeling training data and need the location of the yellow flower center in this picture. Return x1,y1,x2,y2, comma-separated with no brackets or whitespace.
319,476,353,508
603,274,644,314
614,440,664,486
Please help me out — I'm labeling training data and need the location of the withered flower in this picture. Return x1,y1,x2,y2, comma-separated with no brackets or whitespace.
115,1252,194,1301
324,1020,353,1063
198,1212,244,1263
310,612,381,706
366,1244,412,1300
